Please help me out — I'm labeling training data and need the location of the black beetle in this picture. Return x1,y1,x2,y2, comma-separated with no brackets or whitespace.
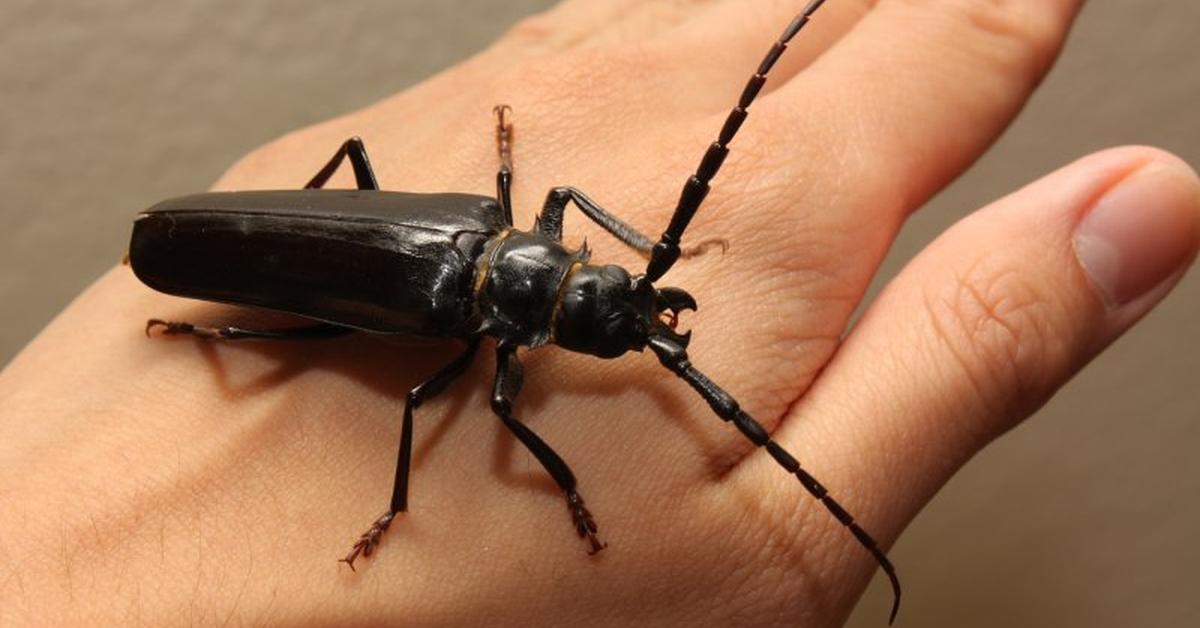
128,0,901,622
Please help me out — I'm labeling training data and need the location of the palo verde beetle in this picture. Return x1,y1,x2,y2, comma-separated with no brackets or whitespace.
128,0,901,622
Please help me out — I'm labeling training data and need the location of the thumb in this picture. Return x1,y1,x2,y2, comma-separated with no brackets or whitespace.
749,146,1200,600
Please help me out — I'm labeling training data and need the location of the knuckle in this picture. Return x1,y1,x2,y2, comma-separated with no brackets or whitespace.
498,3,625,53
947,0,1068,80
501,43,667,122
889,0,1070,83
921,257,1067,421
502,12,561,49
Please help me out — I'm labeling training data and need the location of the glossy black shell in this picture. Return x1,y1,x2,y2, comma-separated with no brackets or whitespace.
129,190,507,336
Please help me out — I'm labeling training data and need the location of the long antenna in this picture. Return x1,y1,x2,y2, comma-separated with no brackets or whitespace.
647,334,902,624
645,0,830,282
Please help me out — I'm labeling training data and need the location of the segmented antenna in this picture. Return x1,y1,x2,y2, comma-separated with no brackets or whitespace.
645,0,829,282
647,333,902,624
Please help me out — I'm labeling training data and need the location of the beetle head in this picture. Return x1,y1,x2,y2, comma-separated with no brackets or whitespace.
553,266,694,358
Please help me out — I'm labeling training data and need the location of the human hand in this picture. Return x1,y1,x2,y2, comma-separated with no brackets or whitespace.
2,1,1198,626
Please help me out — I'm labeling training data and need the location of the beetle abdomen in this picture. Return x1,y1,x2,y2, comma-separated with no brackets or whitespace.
129,190,505,335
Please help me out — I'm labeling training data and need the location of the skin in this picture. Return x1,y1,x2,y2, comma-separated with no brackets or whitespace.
1,0,1198,625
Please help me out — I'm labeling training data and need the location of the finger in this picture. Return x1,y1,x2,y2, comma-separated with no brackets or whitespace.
495,1,657,53
498,0,864,124
496,0,716,55
765,0,1085,220
651,0,868,110
749,147,1200,562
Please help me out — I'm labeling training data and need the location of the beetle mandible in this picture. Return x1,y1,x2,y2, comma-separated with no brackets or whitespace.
127,0,901,622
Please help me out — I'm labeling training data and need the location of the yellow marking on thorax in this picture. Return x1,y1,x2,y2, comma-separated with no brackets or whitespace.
474,228,512,300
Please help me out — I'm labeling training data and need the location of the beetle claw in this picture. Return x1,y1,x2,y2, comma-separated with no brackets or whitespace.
145,318,192,337
341,512,396,571
493,104,512,129
145,318,165,337
566,491,606,555
145,318,203,338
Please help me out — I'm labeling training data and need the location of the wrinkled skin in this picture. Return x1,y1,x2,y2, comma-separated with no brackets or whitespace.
2,1,1198,626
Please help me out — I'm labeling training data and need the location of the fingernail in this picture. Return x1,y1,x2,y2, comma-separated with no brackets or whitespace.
1073,160,1200,311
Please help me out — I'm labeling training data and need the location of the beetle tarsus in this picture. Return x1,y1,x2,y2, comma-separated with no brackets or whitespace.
145,318,197,337
567,491,606,555
680,237,729,259
144,319,227,339
341,511,396,571
494,104,515,225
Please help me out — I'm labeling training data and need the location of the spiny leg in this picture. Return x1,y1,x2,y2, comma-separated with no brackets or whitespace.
537,186,654,253
304,136,380,190
538,186,727,259
499,104,711,260
646,0,830,282
145,319,353,341
494,104,515,225
492,344,604,554
647,334,901,625
342,339,482,570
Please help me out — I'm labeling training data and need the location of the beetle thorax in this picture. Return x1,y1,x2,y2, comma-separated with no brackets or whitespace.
473,230,583,347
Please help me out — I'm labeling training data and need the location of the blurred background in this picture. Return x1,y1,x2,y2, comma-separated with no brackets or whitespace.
1,1,1196,626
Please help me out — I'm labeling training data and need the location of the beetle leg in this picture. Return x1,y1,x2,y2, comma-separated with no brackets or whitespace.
341,339,481,570
537,186,725,261
538,186,653,254
145,319,353,340
646,334,902,625
494,104,515,226
492,344,605,554
304,137,379,190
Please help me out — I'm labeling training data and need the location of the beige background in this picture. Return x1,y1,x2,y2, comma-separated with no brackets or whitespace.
1,1,1197,626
